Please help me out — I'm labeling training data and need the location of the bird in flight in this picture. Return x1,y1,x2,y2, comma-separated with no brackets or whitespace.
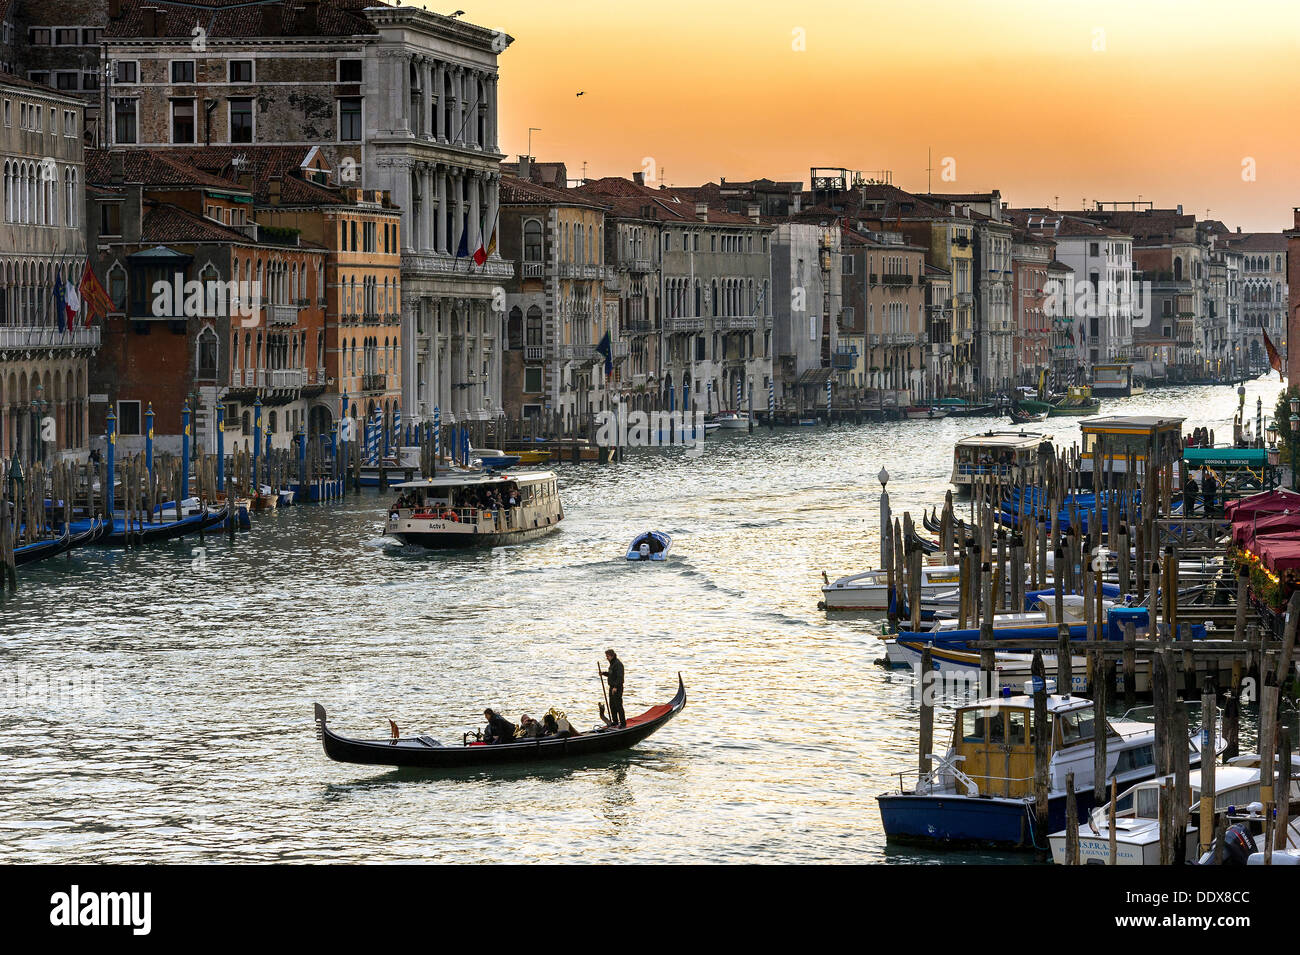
576,91,585,97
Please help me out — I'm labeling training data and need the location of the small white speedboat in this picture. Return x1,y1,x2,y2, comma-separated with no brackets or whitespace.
709,412,751,430
627,530,671,561
821,564,960,611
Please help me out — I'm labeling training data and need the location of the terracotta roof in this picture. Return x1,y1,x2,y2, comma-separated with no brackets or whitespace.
1005,208,1129,239
139,201,250,244
0,70,85,101
576,178,766,226
162,145,350,206
1221,231,1288,252
500,175,607,209
86,148,251,192
105,0,382,40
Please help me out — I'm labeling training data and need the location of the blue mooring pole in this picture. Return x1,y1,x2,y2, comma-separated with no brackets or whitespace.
144,403,155,481
180,401,191,500
105,406,116,520
216,403,225,492
252,396,262,491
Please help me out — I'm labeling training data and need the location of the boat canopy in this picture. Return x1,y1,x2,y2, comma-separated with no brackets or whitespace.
393,470,556,489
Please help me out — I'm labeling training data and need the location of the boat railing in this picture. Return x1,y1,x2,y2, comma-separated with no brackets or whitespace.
898,754,1039,798
956,463,1015,477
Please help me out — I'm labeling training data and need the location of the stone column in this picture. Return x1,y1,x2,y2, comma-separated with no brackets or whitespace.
396,54,411,133
420,59,432,139
434,61,446,141
436,166,448,255
486,75,498,152
422,164,435,254
469,170,481,255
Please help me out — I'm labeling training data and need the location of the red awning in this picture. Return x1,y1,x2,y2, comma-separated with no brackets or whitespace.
1224,489,1300,522
1233,511,1300,548
1252,534,1300,576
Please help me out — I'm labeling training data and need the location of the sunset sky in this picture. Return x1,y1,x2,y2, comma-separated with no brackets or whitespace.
443,0,1300,232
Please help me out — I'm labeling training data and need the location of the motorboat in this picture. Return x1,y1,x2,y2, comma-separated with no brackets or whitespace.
383,467,564,548
627,530,671,561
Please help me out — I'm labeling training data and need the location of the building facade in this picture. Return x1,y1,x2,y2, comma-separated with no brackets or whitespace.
0,73,94,463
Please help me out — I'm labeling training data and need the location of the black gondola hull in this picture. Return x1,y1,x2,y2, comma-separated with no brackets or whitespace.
315,676,685,769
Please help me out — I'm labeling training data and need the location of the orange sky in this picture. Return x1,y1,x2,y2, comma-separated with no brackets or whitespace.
446,0,1300,232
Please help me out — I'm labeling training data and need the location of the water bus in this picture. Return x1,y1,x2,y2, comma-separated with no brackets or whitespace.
383,467,564,548
950,429,1053,493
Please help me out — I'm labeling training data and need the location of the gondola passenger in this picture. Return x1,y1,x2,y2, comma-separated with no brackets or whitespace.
482,708,516,744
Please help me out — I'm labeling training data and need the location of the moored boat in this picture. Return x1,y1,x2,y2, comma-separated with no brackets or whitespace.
313,675,685,769
821,563,960,611
708,411,751,430
878,690,1211,849
904,405,947,420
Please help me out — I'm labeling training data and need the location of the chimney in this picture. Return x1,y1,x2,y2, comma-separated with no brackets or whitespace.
238,172,253,192
748,203,760,223
793,194,802,214
517,155,531,181
269,177,282,206
108,0,122,19
1176,204,1183,215
142,7,159,37
1238,225,1243,233
300,0,319,35
695,201,708,222
632,171,644,187
109,151,125,184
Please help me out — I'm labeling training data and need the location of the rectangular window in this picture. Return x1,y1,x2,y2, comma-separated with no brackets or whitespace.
338,59,363,82
100,202,122,235
82,28,103,45
55,72,79,91
29,28,51,45
171,99,195,143
338,97,362,141
2,101,9,126
842,255,854,275
524,367,543,393
113,98,137,144
114,61,138,84
55,28,78,45
82,71,99,91
1089,242,1099,257
117,400,142,436
228,60,253,82
171,60,195,83
28,72,50,87
229,98,253,143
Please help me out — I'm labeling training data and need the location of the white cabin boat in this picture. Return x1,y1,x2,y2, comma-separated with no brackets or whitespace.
951,429,1052,492
708,411,751,430
821,563,961,611
1050,762,1299,865
383,469,564,548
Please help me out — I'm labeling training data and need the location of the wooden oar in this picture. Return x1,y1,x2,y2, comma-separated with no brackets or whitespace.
597,664,611,719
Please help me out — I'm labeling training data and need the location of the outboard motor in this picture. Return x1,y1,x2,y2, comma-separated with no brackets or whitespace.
638,542,651,559
1218,824,1258,865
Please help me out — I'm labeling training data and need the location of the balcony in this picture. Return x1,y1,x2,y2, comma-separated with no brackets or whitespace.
402,252,513,280
604,275,622,292
882,273,913,286
362,311,381,324
664,316,705,334
268,368,307,390
630,258,653,273
524,345,545,362
522,261,545,279
362,373,387,392
716,315,757,331
559,344,599,364
612,340,630,360
623,319,654,336
0,325,101,351
832,346,858,370
267,304,300,326
954,292,973,307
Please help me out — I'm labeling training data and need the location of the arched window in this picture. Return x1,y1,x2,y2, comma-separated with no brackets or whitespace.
197,327,218,379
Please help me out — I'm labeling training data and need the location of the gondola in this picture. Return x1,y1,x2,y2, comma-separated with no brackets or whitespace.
1008,405,1048,425
314,675,686,769
626,530,671,561
69,504,230,546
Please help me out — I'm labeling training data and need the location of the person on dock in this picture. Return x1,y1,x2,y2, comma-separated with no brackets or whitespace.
1182,473,1198,516
600,649,626,728
1202,470,1218,516
482,708,516,744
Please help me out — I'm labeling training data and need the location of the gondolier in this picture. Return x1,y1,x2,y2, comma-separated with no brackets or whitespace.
602,649,626,728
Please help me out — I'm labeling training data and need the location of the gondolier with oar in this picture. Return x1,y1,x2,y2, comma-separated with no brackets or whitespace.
599,649,626,728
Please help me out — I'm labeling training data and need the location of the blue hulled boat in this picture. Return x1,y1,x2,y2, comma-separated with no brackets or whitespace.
627,530,671,561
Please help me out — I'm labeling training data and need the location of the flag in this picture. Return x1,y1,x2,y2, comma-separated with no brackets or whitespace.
1263,329,1283,377
480,201,500,264
455,212,469,259
596,330,612,379
79,260,114,325
64,275,81,327
53,269,67,333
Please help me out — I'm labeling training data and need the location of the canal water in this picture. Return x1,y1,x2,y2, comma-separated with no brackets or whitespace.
1,378,1294,863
